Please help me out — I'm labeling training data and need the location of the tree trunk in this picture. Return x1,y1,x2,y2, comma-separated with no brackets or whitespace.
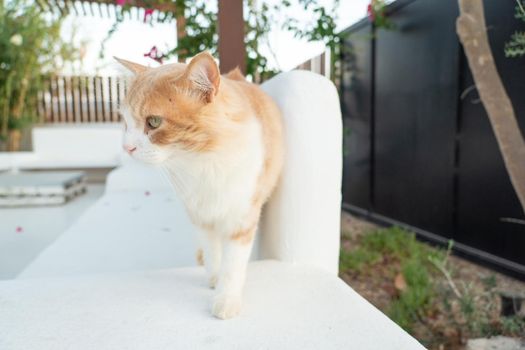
176,2,186,63
457,0,525,216
7,129,21,152
218,0,246,74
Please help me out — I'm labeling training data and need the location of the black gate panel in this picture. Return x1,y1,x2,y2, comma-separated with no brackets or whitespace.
456,0,525,267
340,23,374,210
340,0,525,278
373,0,460,237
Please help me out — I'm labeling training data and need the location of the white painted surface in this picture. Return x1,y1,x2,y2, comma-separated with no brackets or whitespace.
0,185,104,279
104,155,171,193
32,123,123,162
0,123,124,170
18,189,198,279
0,152,36,171
0,261,425,350
259,71,342,275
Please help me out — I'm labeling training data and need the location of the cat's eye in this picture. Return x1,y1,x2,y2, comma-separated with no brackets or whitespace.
146,115,162,129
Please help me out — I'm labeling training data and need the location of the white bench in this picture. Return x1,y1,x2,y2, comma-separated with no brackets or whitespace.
1,261,423,350
0,71,425,349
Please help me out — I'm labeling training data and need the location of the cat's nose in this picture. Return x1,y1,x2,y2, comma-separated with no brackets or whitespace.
123,144,137,154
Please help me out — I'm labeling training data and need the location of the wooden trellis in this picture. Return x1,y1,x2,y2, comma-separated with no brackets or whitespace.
38,76,127,124
36,0,177,21
39,50,333,125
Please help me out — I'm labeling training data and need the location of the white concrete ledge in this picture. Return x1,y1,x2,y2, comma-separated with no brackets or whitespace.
17,190,197,279
0,260,424,350
0,123,124,171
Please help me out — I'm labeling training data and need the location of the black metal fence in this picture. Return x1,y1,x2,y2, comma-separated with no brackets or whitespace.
339,0,525,279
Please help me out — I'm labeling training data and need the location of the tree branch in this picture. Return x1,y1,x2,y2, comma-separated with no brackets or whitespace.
457,0,525,216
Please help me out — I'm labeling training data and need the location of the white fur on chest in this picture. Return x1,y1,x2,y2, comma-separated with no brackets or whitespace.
162,117,264,235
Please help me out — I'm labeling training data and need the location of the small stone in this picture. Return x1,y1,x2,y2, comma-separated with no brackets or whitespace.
466,336,525,350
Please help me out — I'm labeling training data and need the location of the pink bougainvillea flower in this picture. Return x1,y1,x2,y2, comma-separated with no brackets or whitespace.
144,8,154,23
15,226,23,233
116,0,127,6
367,3,375,22
143,46,163,64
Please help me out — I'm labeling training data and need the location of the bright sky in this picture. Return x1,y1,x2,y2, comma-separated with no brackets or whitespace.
61,0,371,76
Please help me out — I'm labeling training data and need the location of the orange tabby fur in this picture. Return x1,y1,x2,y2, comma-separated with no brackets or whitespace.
116,52,283,319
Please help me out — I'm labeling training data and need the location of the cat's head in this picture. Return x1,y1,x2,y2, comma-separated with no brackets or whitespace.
115,52,221,164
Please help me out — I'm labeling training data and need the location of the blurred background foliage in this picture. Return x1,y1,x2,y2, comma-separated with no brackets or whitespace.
0,0,77,149
101,0,341,81
505,0,525,57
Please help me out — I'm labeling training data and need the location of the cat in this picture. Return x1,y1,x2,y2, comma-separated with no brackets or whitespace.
115,52,284,319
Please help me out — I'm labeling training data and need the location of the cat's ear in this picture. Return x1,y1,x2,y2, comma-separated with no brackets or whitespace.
114,57,148,75
184,52,220,103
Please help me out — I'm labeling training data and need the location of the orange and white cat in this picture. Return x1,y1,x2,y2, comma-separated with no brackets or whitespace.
115,52,283,319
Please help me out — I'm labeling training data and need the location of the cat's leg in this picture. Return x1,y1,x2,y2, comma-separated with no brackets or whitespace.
198,230,222,289
212,226,255,319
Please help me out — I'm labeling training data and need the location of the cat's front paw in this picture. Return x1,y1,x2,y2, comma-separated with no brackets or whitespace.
211,294,242,320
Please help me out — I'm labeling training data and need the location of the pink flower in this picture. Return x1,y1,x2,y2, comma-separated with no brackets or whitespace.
145,191,151,196
116,0,128,6
143,46,163,64
144,8,154,23
15,226,23,233
367,3,375,22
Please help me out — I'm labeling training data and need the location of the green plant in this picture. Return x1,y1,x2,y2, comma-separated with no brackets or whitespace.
339,226,438,331
480,274,497,290
505,0,525,57
360,226,441,262
284,0,341,51
340,226,440,273
340,221,525,347
428,240,525,339
388,257,434,331
501,315,525,336
0,0,76,149
339,246,380,272
428,240,462,298
367,0,395,30
100,0,340,81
